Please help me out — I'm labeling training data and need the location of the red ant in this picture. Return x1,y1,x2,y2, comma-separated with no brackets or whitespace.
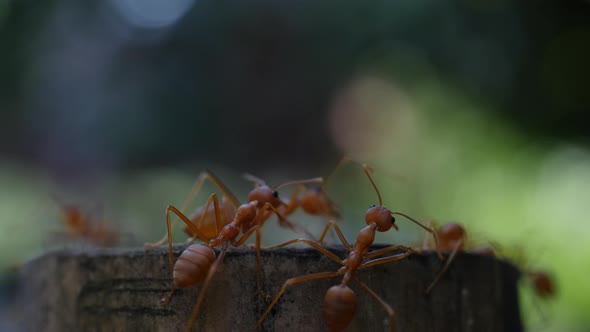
278,157,350,220
256,164,442,332
526,270,555,300
156,171,323,332
145,170,241,248
505,244,557,328
420,221,495,294
53,196,120,247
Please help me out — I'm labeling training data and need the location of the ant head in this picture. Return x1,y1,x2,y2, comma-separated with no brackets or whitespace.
438,223,466,247
365,204,397,232
247,185,282,208
530,271,555,299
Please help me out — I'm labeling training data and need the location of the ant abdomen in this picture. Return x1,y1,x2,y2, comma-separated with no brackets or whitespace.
173,244,216,288
301,189,324,214
438,223,466,250
184,201,236,240
323,285,357,332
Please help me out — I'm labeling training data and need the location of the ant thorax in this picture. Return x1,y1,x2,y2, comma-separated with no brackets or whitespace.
353,224,376,251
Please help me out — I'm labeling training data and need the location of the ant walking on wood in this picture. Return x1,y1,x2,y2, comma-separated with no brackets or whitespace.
256,164,442,332
420,221,495,294
52,195,120,247
155,170,323,332
145,170,241,248
278,157,350,221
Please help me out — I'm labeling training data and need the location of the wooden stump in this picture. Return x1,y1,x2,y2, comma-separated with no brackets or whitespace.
13,245,522,332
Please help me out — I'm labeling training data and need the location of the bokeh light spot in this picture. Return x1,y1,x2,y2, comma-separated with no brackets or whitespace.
110,0,195,29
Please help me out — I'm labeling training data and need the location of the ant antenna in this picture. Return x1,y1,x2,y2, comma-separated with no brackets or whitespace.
362,164,383,206
274,177,324,190
323,156,351,189
243,173,267,187
393,211,443,260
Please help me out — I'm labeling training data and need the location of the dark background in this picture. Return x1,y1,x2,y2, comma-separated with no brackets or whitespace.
0,1,589,331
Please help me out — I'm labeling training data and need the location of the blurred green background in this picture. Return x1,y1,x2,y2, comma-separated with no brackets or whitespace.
1,0,589,331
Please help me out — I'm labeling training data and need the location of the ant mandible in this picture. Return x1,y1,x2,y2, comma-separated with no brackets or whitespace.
256,164,440,332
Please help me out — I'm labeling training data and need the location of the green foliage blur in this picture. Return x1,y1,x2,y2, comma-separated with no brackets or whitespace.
1,1,589,331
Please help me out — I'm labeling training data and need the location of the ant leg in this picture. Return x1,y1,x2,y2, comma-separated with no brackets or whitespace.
183,170,240,209
281,184,303,216
184,245,228,332
198,193,223,236
364,245,416,259
355,277,397,332
256,271,342,330
264,238,345,265
146,170,238,248
257,202,315,239
392,212,444,261
228,225,272,299
317,220,352,250
361,251,413,269
255,203,314,297
177,192,222,246
323,156,351,189
422,220,435,250
161,288,176,305
278,218,315,239
425,240,462,295
255,221,266,297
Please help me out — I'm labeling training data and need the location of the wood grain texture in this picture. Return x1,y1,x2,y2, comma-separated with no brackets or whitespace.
13,245,522,332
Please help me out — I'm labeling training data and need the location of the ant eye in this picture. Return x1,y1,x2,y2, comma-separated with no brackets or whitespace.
391,215,396,224
272,191,279,198
370,204,376,208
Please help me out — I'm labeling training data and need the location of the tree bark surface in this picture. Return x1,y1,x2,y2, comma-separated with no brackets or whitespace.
14,245,522,332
